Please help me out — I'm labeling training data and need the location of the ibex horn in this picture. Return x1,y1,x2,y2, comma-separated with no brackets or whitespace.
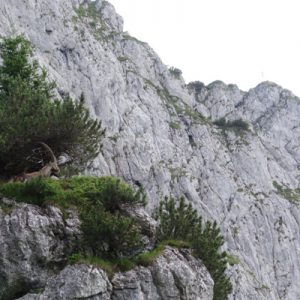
37,142,57,164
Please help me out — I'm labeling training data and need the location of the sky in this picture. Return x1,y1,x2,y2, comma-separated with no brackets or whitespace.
107,0,300,96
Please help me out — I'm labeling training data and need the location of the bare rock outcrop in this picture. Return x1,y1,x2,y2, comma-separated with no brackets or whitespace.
17,248,213,300
0,199,81,299
0,200,213,300
111,247,213,300
18,264,112,300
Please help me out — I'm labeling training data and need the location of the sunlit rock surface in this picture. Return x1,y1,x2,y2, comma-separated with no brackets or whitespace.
0,0,300,299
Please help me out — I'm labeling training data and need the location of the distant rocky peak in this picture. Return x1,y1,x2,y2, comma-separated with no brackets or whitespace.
72,0,124,32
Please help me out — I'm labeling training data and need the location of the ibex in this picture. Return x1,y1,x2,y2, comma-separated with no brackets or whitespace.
10,142,60,182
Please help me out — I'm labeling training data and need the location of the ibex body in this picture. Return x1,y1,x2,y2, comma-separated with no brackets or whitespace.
10,142,60,182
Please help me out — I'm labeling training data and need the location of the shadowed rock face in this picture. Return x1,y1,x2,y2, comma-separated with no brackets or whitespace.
0,0,300,299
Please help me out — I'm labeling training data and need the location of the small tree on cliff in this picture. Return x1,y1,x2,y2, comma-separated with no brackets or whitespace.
154,196,232,300
0,35,105,176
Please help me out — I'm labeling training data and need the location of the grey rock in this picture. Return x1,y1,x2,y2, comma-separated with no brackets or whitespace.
111,247,213,300
0,0,300,299
0,200,81,299
18,264,112,300
18,247,213,300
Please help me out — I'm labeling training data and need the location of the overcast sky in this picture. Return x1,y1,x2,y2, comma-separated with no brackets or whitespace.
108,0,300,95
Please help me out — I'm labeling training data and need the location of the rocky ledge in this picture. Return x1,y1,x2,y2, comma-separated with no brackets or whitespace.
0,199,213,300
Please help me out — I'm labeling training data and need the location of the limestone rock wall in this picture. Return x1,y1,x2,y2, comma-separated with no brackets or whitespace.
0,0,300,298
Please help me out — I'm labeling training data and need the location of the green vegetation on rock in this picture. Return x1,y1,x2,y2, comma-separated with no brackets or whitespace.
1,177,233,300
169,67,182,79
135,239,191,267
213,117,249,131
154,196,232,300
169,121,180,130
226,253,240,266
74,1,99,20
117,56,129,62
0,36,105,177
73,2,110,42
273,181,300,203
1,176,146,258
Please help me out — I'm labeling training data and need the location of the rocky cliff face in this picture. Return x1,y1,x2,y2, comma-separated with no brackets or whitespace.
0,0,300,299
0,200,213,300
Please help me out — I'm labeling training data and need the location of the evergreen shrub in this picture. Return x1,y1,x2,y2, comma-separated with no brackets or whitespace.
154,196,232,300
0,36,105,176
213,117,249,131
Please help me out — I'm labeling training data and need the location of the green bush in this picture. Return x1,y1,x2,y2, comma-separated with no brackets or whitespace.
0,176,146,257
154,196,201,241
213,117,249,131
187,81,204,94
0,177,63,206
230,119,249,130
161,239,191,248
0,36,105,176
154,197,232,300
81,207,141,257
192,220,232,300
169,67,182,78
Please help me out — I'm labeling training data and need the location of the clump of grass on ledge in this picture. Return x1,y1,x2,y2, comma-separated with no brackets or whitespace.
169,121,180,130
226,254,240,266
68,253,138,277
68,253,116,278
68,239,192,276
135,240,191,267
0,176,146,209
135,244,165,267
0,176,146,258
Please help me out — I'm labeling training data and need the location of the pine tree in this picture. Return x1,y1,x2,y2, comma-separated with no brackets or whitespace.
155,196,232,300
0,36,105,176
154,196,201,241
